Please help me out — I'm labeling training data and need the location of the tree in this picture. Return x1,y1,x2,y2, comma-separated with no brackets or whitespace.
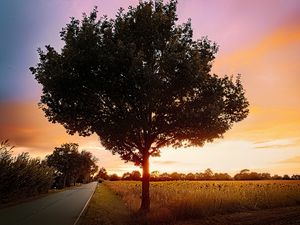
240,169,250,174
203,168,214,180
46,143,79,187
96,167,109,180
109,174,120,181
131,170,142,180
46,143,97,187
30,0,249,211
186,172,196,180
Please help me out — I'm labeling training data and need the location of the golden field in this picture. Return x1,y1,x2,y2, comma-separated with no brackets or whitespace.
105,180,300,224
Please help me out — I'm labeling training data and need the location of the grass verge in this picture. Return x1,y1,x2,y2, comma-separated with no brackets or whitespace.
78,183,131,225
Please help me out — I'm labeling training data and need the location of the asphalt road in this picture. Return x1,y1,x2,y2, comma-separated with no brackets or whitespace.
0,182,97,225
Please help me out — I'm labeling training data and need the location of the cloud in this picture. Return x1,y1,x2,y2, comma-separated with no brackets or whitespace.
254,138,299,149
279,156,300,164
153,160,178,165
0,101,98,154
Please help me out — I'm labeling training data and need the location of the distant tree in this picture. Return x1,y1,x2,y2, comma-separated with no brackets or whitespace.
46,143,97,187
234,170,273,180
150,171,160,181
122,172,131,180
31,0,249,211
186,172,196,180
109,174,120,181
283,174,290,180
122,170,142,180
213,172,232,180
272,174,282,180
46,143,79,187
96,167,109,180
77,150,98,183
131,170,142,181
260,173,271,180
160,172,171,181
240,169,250,174
203,168,214,180
170,172,182,180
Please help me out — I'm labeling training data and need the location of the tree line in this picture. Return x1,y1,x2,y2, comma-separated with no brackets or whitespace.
0,140,97,204
96,167,300,182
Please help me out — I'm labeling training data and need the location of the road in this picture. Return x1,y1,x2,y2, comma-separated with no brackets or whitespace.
0,182,97,225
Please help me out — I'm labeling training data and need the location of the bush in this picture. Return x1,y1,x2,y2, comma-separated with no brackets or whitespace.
0,140,55,203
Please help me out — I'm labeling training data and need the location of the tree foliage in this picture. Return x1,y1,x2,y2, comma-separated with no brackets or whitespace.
95,167,109,180
30,0,249,210
0,140,54,203
46,143,98,188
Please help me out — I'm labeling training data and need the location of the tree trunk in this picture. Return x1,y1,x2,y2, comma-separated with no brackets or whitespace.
140,153,150,212
63,175,67,188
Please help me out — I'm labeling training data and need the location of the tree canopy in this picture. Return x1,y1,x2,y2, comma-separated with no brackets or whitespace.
30,0,249,211
46,143,98,187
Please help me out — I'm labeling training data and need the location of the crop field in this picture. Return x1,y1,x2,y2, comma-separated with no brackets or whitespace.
105,180,300,224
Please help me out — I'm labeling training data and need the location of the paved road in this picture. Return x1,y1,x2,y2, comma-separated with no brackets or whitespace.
0,182,97,225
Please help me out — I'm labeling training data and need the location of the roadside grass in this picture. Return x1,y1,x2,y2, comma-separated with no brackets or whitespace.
78,183,131,225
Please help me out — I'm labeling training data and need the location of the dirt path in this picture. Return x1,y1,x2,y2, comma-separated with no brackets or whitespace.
176,206,300,225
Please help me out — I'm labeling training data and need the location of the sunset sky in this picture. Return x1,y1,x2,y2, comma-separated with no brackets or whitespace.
0,0,300,176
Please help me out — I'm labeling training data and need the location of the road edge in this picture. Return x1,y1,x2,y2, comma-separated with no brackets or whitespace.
73,182,98,225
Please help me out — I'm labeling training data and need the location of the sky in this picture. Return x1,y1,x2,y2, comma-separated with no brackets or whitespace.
0,0,300,176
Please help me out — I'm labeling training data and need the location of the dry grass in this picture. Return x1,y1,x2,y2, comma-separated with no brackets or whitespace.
105,180,300,224
78,183,131,225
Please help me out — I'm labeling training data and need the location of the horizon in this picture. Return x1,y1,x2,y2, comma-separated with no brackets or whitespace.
1,0,300,176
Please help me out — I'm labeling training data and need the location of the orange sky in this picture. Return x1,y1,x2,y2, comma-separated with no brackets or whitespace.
0,0,300,176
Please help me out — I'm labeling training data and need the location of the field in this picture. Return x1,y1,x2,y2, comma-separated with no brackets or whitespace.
104,180,300,224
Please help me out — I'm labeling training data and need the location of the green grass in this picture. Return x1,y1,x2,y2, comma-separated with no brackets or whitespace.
78,183,131,225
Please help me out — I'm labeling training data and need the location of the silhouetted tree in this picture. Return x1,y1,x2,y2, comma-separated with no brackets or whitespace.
109,173,120,181
150,171,160,181
240,169,250,174
234,169,272,180
203,168,214,180
272,174,282,180
121,170,141,180
186,172,196,180
131,170,142,180
291,174,300,180
46,143,97,187
77,150,98,183
170,172,182,180
96,167,109,180
213,172,232,180
122,172,131,180
30,0,249,211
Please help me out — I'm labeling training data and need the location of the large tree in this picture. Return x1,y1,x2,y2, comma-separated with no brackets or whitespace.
31,0,249,211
